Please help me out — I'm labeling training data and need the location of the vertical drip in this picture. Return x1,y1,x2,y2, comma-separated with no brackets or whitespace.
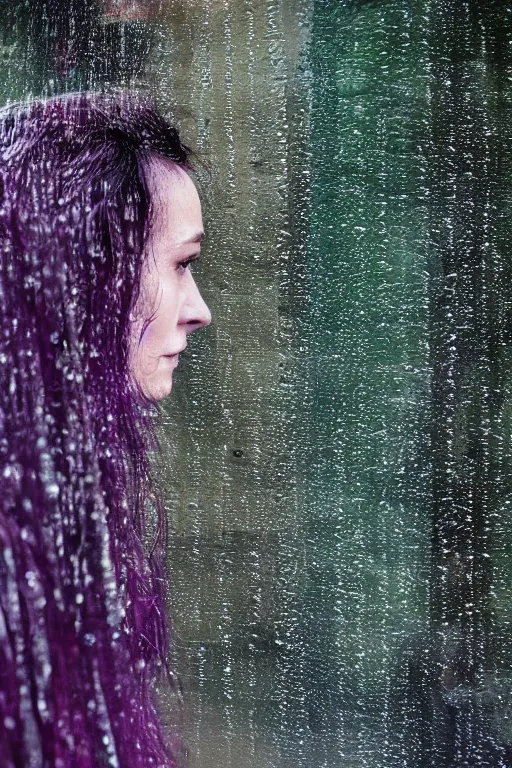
195,0,213,154
222,2,236,193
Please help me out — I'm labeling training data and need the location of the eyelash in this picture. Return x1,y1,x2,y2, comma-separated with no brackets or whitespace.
177,257,198,273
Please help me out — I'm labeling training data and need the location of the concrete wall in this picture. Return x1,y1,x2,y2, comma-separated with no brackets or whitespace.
148,2,311,765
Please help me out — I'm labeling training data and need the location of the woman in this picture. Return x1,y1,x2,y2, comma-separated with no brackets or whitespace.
0,92,211,767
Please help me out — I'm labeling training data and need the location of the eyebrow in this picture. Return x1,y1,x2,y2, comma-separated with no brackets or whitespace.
183,232,204,244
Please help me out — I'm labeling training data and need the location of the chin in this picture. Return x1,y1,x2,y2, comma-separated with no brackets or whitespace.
135,371,173,402
151,380,173,402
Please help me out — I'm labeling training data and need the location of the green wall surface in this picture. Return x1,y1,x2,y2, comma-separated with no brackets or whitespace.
301,2,432,764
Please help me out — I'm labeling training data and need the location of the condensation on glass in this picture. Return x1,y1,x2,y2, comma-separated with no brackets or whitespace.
1,1,511,766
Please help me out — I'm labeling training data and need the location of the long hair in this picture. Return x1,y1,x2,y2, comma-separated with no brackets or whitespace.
0,92,192,768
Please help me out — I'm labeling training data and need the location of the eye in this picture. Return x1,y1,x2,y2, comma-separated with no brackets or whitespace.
177,256,200,273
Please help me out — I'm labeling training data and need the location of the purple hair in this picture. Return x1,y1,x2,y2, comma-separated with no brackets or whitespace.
0,92,193,767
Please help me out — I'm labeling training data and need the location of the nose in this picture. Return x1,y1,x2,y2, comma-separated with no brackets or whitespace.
180,273,212,332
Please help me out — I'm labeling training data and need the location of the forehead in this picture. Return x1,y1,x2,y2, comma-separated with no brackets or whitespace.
148,159,202,243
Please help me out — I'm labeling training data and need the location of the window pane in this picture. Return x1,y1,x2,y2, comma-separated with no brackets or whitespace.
1,1,511,766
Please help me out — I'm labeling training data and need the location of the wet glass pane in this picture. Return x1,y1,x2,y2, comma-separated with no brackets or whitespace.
0,1,512,767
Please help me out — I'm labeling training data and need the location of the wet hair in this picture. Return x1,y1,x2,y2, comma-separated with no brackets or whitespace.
0,92,192,767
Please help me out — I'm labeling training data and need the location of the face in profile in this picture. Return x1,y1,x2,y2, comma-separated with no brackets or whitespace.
129,162,212,402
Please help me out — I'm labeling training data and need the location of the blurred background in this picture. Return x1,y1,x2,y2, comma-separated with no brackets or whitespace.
1,1,512,766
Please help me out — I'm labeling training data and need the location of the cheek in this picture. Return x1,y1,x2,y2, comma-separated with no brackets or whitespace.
138,278,180,347
127,275,181,399
158,276,181,324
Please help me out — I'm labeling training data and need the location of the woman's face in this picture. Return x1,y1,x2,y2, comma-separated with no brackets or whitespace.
129,162,211,402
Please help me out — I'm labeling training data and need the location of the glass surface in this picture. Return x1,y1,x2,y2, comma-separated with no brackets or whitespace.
1,1,512,766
